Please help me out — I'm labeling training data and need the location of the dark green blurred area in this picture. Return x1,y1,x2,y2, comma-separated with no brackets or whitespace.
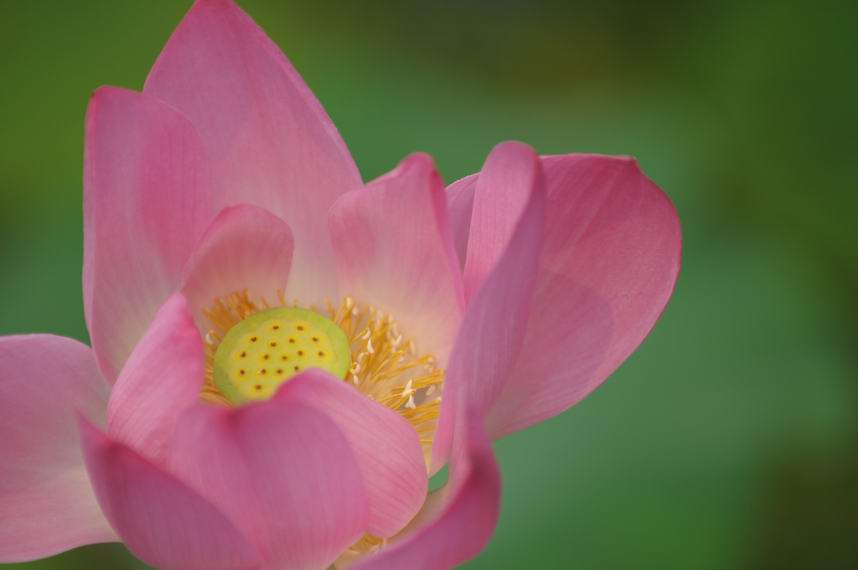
2,0,857,568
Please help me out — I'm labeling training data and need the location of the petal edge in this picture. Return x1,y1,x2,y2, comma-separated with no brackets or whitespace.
79,417,260,570
0,335,116,562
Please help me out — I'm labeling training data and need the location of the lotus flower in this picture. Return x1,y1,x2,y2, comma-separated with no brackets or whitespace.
0,1,680,569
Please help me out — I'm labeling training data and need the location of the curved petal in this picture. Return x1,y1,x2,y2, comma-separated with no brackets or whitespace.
84,86,216,381
106,294,204,463
181,204,294,321
445,174,477,271
0,336,115,562
79,418,260,570
145,0,361,304
166,389,369,570
277,371,427,538
463,141,544,301
353,414,500,570
432,144,545,469
329,154,464,362
486,155,682,437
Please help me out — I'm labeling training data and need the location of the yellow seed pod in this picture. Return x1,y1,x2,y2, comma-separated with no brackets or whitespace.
212,306,351,405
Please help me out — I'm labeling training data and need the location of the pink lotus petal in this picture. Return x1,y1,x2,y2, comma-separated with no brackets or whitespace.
463,142,544,301
145,0,361,305
181,204,294,320
486,155,682,437
353,414,500,570
445,174,477,271
433,143,546,469
276,371,427,538
79,418,260,570
106,294,204,463
84,86,216,382
167,388,370,570
329,154,464,362
0,336,115,561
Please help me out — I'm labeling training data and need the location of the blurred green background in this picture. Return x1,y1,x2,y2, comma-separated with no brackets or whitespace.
2,0,856,568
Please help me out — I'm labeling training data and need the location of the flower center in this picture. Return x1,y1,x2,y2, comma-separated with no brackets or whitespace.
211,306,351,404
200,291,444,464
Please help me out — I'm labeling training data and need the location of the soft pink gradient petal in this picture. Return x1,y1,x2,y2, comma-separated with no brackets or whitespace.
463,142,543,301
79,418,259,570
276,371,427,538
486,155,682,437
445,174,477,271
329,154,464,362
107,294,204,463
353,414,500,570
145,0,361,305
433,143,546,469
84,86,215,382
167,388,369,570
181,204,294,321
0,336,115,561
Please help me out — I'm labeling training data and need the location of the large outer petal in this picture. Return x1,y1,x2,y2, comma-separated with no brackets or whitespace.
84,87,215,381
106,294,204,463
0,336,115,562
276,371,427,538
145,0,361,304
181,204,294,322
329,154,464,361
433,143,546,469
353,414,500,570
79,419,260,570
166,388,370,570
486,154,682,436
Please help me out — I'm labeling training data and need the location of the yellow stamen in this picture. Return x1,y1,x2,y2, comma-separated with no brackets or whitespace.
335,533,386,567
